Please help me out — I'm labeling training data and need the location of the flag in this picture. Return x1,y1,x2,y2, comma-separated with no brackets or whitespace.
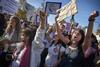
57,0,78,22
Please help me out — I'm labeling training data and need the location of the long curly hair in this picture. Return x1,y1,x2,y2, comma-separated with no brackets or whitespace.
77,29,85,51
4,16,21,42
20,26,37,45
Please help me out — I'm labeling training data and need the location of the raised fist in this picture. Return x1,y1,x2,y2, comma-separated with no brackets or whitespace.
39,11,46,21
88,11,99,21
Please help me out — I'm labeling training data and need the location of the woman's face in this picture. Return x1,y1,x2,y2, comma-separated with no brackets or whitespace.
20,33,28,42
71,30,82,43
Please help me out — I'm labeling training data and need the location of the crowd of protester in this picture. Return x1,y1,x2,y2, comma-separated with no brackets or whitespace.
0,10,100,67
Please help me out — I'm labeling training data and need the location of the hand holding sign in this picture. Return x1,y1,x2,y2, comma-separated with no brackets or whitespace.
56,0,77,22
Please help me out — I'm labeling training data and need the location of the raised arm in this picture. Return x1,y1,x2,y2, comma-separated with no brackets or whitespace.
46,26,53,43
55,16,70,44
39,11,46,30
33,11,46,48
83,11,99,55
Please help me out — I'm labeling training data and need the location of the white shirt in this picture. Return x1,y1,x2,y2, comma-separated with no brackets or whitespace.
11,43,26,67
43,39,50,48
11,28,45,67
30,28,45,67
45,44,65,67
4,29,15,40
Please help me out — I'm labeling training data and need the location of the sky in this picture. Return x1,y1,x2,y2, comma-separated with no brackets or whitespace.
27,0,100,32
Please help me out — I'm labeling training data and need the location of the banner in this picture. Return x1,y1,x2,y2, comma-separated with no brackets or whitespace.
45,2,62,14
57,0,78,22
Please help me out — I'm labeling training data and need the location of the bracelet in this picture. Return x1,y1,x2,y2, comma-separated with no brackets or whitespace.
88,18,95,21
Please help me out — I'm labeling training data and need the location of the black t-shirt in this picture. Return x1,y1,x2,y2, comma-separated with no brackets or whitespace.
84,43,97,67
0,52,12,67
58,46,85,67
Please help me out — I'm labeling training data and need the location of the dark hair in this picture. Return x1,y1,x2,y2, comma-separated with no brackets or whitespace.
77,29,85,50
10,16,21,42
10,16,20,30
62,32,68,36
21,27,37,45
0,13,5,36
91,33,98,50
91,33,98,43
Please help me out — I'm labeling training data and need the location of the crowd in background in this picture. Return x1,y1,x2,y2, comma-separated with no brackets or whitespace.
0,11,100,67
